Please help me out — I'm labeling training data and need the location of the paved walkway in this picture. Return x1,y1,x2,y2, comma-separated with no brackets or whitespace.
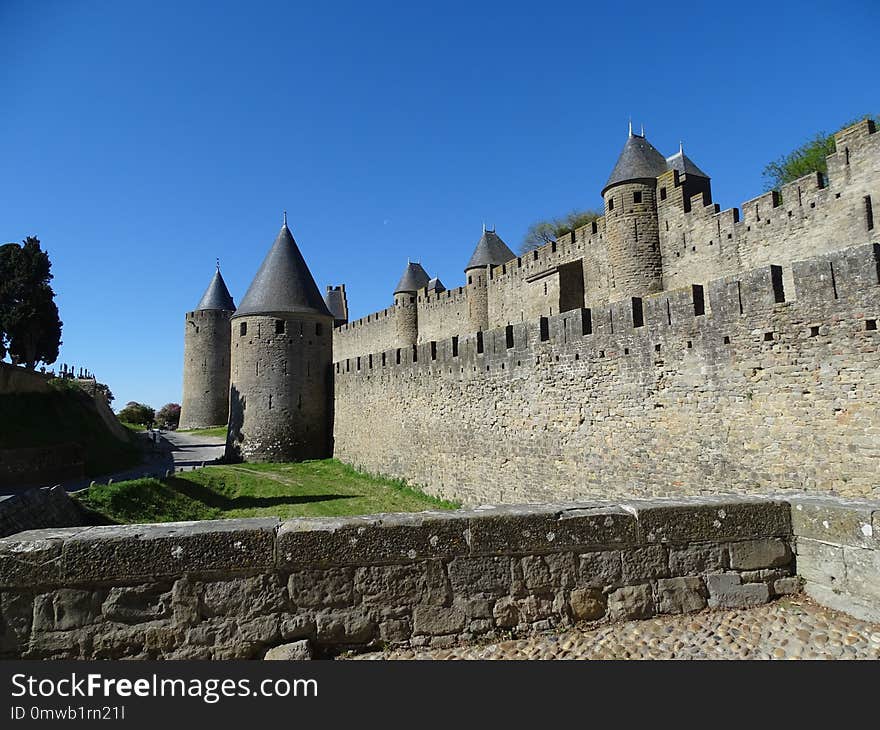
56,429,227,493
351,596,880,660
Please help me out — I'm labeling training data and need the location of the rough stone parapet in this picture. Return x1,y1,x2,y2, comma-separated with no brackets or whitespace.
789,494,880,623
0,496,800,659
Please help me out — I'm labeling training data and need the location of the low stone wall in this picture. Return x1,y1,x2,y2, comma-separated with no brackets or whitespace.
0,443,85,490
0,363,51,395
0,486,85,539
0,496,797,659
791,496,880,623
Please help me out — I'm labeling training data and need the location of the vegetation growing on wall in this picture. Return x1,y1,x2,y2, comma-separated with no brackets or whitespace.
762,115,877,191
520,209,602,254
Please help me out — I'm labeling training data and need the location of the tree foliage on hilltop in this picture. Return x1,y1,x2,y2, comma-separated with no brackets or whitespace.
0,237,63,368
520,209,602,254
156,403,181,430
117,401,155,426
762,115,877,192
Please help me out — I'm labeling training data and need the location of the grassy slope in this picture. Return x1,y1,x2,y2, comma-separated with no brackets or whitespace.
0,390,141,476
177,426,227,438
75,459,458,523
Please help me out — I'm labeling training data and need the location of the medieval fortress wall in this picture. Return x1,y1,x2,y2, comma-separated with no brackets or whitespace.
334,241,880,502
329,120,880,503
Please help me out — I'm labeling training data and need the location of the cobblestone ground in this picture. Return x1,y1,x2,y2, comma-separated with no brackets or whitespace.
350,597,880,660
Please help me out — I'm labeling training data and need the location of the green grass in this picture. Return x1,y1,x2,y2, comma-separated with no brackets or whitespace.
178,426,227,438
75,458,459,523
0,389,141,476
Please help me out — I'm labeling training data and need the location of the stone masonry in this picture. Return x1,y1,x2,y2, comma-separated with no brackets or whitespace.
1,495,810,659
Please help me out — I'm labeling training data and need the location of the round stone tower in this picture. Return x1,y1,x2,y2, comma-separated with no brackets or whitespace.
179,266,235,430
226,215,334,463
393,262,429,347
464,226,515,332
602,127,668,300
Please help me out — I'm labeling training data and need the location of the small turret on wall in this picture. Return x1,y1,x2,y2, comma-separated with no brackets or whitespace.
179,266,235,430
603,127,666,300
465,226,515,333
226,214,334,463
393,262,429,348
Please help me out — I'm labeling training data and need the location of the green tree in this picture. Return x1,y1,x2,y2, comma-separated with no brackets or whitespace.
155,403,181,430
117,401,155,426
0,237,63,368
762,115,877,192
520,209,602,254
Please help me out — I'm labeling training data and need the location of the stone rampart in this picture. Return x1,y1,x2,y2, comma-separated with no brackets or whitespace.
333,242,880,503
0,496,800,659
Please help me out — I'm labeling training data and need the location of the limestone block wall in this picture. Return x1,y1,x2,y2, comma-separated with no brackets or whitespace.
0,496,796,659
659,119,879,292
332,305,397,363
790,495,880,623
417,287,469,344
334,242,880,505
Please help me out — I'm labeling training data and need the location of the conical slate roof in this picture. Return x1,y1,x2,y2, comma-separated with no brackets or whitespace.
464,229,515,271
665,146,709,179
427,277,445,294
394,262,431,294
602,133,669,194
195,269,235,311
234,221,332,319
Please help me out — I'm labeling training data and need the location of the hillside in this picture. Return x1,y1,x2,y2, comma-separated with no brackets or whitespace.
0,383,140,478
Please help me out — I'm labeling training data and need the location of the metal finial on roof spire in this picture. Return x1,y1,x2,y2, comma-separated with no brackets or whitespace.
628,118,633,137
640,123,645,137
216,257,220,271
679,140,684,154
282,211,287,227
482,221,486,233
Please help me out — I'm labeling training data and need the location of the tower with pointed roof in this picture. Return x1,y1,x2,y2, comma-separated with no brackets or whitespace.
225,215,334,462
393,261,430,347
179,266,236,430
602,125,666,299
464,226,515,332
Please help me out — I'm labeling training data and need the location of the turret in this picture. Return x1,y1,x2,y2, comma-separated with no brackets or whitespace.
226,214,334,463
324,284,349,327
602,126,667,299
464,227,514,332
179,265,235,430
665,142,712,210
393,262,429,347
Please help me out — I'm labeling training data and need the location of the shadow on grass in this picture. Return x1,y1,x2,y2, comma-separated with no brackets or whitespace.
167,476,359,511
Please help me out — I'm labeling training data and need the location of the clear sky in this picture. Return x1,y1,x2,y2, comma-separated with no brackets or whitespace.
1,0,877,411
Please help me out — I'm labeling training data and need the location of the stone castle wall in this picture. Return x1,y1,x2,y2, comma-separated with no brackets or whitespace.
333,242,880,505
0,496,801,659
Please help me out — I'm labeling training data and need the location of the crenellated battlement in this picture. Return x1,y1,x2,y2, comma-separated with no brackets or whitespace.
330,119,878,359
334,242,879,377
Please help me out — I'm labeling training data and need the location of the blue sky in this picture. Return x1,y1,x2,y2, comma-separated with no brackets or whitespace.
1,0,877,410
